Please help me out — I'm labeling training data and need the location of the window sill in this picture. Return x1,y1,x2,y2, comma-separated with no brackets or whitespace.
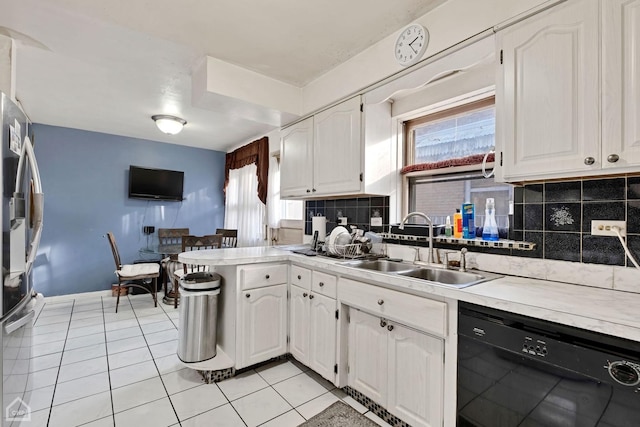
380,232,536,251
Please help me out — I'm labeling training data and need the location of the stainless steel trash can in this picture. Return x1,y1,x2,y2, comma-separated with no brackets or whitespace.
177,271,221,363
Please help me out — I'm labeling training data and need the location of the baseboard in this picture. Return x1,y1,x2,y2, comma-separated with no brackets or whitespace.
42,289,113,303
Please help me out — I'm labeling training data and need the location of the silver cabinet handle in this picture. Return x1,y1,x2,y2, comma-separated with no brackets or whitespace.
387,324,394,331
303,292,308,297
319,282,324,287
265,274,270,279
607,154,620,163
245,293,250,298
380,319,387,328
5,310,35,335
306,189,311,193
378,299,384,305
297,275,301,280
309,294,315,299
584,157,595,165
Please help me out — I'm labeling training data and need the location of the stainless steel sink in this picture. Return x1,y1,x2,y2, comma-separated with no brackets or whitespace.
397,268,490,288
340,258,500,288
339,259,416,273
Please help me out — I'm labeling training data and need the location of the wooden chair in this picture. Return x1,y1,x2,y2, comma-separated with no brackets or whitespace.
107,232,160,313
216,228,238,248
158,228,190,305
158,228,190,253
171,234,224,308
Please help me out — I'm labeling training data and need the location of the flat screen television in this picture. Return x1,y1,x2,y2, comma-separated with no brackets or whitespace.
128,165,184,201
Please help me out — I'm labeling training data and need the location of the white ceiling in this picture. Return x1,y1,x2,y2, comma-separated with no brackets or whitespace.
1,0,445,151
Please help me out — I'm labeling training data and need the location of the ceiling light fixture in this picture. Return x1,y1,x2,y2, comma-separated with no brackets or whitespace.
152,115,187,135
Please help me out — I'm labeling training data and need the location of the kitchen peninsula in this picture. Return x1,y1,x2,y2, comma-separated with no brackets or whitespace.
179,245,640,427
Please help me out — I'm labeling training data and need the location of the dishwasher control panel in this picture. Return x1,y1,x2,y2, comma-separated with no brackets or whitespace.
523,336,548,357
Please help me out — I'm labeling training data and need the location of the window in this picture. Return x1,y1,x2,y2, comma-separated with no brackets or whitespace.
403,96,513,235
408,173,512,234
405,97,495,166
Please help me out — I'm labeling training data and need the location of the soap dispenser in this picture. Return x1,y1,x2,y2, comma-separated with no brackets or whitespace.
482,198,499,241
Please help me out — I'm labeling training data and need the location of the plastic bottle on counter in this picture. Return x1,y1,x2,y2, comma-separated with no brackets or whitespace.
462,203,476,239
453,209,462,238
445,216,452,237
482,198,499,241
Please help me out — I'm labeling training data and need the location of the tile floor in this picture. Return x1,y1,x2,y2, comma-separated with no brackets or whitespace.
16,293,392,427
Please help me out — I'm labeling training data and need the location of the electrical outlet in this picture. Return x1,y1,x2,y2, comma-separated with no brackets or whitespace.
591,220,626,237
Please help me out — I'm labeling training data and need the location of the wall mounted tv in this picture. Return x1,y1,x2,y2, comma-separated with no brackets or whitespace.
128,166,184,201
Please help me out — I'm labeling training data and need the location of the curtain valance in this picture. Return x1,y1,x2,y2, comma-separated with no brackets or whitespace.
224,136,269,204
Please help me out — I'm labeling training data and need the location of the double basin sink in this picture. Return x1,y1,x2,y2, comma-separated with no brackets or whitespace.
339,259,499,288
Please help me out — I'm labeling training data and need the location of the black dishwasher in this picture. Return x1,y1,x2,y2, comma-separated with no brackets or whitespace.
457,302,640,427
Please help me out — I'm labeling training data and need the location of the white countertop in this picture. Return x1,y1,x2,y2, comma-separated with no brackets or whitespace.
179,247,640,342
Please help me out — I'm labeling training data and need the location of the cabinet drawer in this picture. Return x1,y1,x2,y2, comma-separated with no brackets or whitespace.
312,271,337,299
290,265,311,290
240,264,288,290
339,278,447,337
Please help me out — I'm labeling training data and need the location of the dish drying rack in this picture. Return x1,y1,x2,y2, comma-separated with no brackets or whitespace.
325,243,367,259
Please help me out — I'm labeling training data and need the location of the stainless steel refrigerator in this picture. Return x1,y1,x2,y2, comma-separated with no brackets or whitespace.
0,91,44,426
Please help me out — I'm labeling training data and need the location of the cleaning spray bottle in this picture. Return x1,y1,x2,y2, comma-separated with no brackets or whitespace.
482,198,499,241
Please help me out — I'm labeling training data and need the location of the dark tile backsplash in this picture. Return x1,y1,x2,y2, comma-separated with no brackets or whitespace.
510,176,640,267
311,177,640,269
305,196,390,238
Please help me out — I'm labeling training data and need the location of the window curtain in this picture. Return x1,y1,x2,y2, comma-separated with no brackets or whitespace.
224,164,265,247
224,136,269,247
266,156,282,229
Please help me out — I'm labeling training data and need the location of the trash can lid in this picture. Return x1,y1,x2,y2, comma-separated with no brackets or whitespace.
181,271,221,291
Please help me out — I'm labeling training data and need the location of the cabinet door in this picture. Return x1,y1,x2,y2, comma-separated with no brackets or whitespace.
313,96,362,196
497,0,599,180
602,0,640,169
239,284,288,368
308,293,337,382
348,309,387,404
289,285,310,365
387,323,443,427
281,117,314,198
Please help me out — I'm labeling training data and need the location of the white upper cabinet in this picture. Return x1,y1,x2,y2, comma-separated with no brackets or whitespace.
496,0,600,181
280,95,392,199
313,96,362,196
280,117,314,198
602,0,640,169
497,0,640,181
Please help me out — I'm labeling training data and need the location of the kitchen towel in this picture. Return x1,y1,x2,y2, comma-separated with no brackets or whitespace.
312,216,327,242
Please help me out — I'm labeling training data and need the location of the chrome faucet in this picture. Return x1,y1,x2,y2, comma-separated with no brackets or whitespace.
399,212,434,264
459,248,467,272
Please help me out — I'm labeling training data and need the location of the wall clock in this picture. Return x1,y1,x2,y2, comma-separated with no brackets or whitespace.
394,23,429,67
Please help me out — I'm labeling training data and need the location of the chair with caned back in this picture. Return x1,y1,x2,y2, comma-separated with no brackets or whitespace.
158,228,190,306
107,232,160,313
216,228,238,248
171,234,223,308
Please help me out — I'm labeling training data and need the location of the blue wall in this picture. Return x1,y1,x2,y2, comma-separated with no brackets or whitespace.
31,124,226,297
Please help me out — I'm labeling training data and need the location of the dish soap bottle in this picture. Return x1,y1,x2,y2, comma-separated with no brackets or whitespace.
482,198,499,241
445,216,452,237
453,209,462,238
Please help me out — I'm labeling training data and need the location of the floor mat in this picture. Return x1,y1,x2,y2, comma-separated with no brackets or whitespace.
299,401,378,427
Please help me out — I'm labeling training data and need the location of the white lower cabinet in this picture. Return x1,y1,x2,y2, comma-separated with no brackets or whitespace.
308,292,337,381
348,309,444,427
348,308,388,404
289,275,337,383
289,284,310,364
237,283,288,369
